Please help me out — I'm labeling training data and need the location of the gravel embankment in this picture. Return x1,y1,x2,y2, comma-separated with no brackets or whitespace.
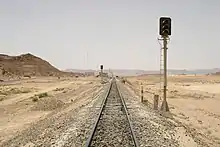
62,83,110,147
117,82,180,147
1,83,110,147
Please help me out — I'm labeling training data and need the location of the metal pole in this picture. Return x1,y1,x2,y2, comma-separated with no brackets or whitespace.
163,36,167,102
161,36,169,112
101,69,103,83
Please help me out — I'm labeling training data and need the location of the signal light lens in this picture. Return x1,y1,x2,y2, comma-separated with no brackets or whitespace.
159,17,171,36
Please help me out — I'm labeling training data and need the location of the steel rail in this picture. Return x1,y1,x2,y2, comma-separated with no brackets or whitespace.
115,81,139,147
85,79,113,147
85,78,138,147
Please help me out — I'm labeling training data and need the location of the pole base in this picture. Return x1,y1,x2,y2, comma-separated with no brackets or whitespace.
160,100,169,112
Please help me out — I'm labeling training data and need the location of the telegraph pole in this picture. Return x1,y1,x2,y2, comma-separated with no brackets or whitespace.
159,17,172,112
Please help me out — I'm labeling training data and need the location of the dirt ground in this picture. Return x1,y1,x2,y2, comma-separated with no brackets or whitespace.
127,74,220,146
0,76,101,144
2,74,220,146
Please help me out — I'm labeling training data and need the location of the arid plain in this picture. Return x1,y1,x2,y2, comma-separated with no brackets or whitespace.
127,74,220,146
1,75,220,146
0,76,103,144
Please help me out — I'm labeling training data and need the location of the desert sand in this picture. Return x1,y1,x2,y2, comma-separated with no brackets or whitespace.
1,74,220,146
0,76,101,143
126,74,220,146
1,52,220,147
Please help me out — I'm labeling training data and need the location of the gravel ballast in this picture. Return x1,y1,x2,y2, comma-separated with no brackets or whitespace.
117,81,180,147
89,81,135,147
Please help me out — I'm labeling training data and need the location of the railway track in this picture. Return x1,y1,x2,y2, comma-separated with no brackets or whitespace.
85,78,138,147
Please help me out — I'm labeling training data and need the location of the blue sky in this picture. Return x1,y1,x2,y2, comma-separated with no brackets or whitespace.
0,0,219,70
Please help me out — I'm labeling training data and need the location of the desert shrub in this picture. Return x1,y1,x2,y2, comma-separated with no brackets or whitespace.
53,88,64,91
24,75,31,78
121,79,126,84
2,68,6,75
32,96,38,102
36,92,48,98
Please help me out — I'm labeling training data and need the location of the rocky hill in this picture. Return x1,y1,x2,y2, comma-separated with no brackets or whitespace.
0,53,77,77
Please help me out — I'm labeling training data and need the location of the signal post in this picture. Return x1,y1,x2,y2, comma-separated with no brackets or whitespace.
100,65,103,83
159,17,172,112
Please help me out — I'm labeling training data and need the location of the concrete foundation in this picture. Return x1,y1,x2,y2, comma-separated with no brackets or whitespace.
160,100,169,112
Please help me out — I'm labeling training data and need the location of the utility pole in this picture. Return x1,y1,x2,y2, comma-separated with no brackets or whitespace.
158,17,172,112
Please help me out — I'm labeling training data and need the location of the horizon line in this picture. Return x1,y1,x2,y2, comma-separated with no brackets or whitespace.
63,68,220,71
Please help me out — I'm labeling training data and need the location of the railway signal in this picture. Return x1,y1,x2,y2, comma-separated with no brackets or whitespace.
100,65,103,76
158,16,172,112
159,17,171,36
100,64,103,83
